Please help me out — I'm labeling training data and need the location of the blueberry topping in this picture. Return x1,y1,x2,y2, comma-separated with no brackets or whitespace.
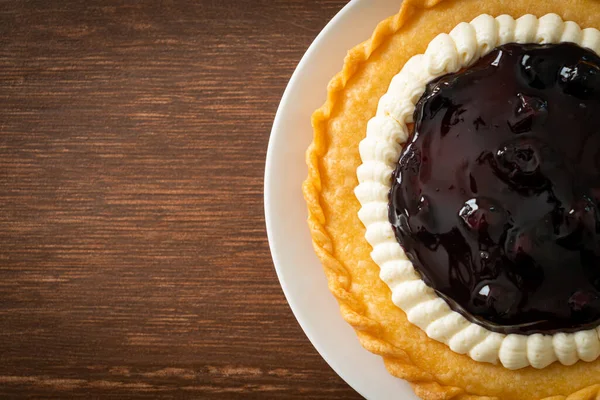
389,43,600,334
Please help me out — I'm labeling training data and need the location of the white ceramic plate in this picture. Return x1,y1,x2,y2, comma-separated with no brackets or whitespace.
264,1,419,399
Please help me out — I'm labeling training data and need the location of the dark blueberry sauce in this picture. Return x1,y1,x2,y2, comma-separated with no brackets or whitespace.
389,43,600,334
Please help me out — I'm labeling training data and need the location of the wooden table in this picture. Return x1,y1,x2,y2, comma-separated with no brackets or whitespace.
0,0,362,398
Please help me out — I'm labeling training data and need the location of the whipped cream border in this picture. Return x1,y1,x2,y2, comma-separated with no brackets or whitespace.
355,13,600,370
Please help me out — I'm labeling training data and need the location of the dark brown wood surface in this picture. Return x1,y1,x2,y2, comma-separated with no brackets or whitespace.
0,0,362,398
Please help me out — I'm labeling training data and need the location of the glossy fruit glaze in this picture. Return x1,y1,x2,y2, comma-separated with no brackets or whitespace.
389,43,600,334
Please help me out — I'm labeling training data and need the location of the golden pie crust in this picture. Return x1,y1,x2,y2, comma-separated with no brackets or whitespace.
303,0,600,398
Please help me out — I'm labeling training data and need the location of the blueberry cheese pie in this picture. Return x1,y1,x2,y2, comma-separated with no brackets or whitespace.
303,0,600,398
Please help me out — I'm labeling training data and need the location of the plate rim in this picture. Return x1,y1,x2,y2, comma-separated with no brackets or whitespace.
264,1,418,399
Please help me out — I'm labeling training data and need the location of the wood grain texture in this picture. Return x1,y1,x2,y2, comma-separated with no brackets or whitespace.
0,0,362,398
